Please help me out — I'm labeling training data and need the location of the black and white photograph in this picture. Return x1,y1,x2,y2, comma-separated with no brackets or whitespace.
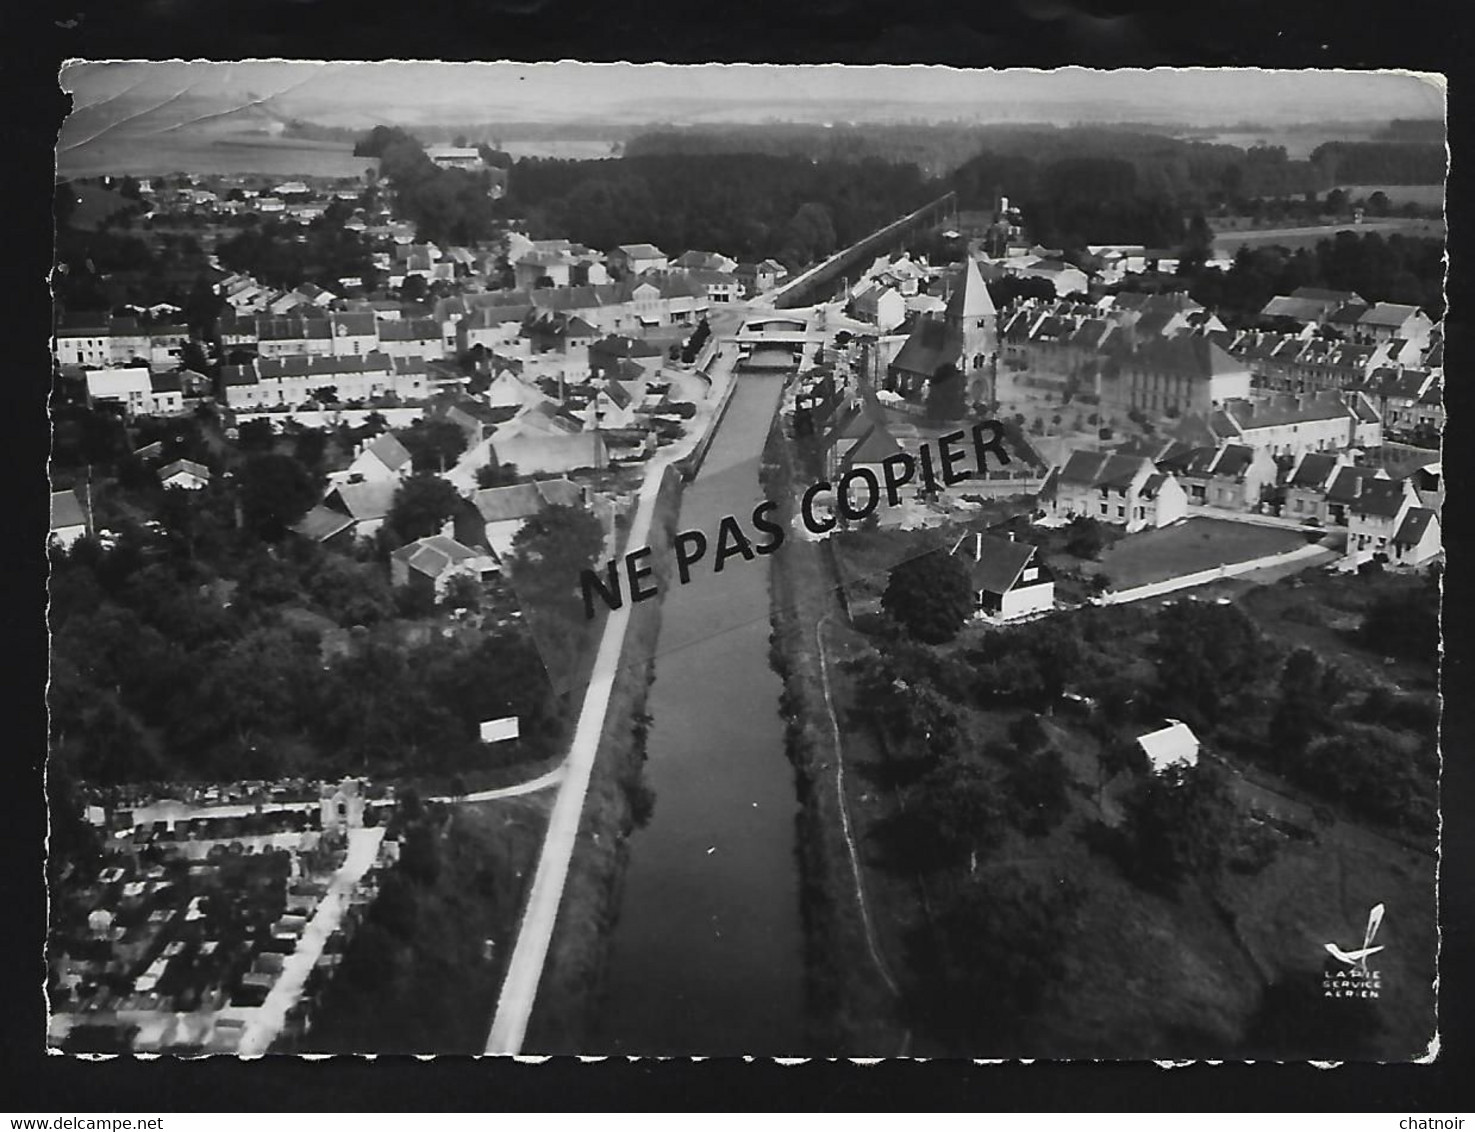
45,60,1444,1064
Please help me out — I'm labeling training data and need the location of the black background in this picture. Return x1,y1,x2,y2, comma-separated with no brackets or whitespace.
4,0,1471,1112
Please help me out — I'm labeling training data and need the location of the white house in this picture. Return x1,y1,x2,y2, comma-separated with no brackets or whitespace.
85,367,168,417
1347,478,1423,563
1387,506,1442,567
610,243,668,277
159,459,210,491
948,530,1055,620
344,432,415,485
390,534,497,597
1040,449,1188,532
1136,720,1201,775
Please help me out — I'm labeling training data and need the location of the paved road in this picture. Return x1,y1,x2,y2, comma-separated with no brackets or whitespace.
432,764,566,805
110,766,565,831
233,825,387,1057
483,346,741,1055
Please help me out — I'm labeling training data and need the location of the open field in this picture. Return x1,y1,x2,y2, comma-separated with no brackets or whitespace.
1093,517,1308,590
1212,218,1444,256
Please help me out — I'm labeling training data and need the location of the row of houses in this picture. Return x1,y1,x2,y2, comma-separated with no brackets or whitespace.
1259,287,1437,348
1039,438,1441,566
55,313,193,369
219,353,433,410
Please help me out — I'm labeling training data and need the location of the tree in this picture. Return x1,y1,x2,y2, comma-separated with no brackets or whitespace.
681,317,711,364
1063,515,1107,560
881,549,974,645
915,866,1082,1044
1150,601,1263,728
385,474,462,544
475,461,520,489
444,574,481,612
506,503,606,611
1005,747,1072,837
911,754,1008,872
1268,648,1337,757
237,452,317,541
397,420,467,474
1119,759,1240,887
237,417,276,453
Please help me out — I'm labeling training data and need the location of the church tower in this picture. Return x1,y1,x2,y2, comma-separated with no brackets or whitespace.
945,257,998,406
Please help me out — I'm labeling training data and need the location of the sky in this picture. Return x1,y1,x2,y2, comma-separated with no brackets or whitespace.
59,61,1445,130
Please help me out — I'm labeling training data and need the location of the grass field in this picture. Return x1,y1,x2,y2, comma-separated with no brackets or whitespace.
1213,218,1445,256
1093,517,1307,590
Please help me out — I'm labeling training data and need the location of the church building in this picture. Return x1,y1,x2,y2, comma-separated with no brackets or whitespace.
885,257,998,409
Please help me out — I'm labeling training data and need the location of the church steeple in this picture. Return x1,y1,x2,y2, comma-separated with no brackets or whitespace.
945,256,995,326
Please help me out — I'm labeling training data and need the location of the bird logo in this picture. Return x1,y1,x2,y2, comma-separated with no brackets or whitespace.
1325,903,1386,974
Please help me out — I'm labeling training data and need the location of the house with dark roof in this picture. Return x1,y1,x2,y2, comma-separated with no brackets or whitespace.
290,506,356,546
671,250,738,275
948,530,1055,620
1040,448,1188,532
735,259,788,297
608,243,668,277
1158,442,1277,511
1278,451,1353,523
1259,288,1366,328
321,480,401,540
1356,303,1435,347
1353,367,1438,442
589,334,664,381
1212,392,1364,458
1347,477,1420,562
376,317,446,360
342,432,414,485
390,535,497,598
1388,506,1442,567
473,479,587,560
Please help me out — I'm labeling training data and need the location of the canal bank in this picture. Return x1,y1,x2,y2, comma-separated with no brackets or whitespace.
760,416,910,1055
586,372,804,1056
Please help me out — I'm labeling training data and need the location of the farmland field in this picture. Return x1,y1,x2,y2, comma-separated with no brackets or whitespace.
1212,218,1445,257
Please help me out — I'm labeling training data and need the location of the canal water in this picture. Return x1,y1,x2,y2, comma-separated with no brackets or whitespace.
589,372,805,1055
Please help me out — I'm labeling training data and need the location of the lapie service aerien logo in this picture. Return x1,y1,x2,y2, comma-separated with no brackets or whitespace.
1323,903,1385,999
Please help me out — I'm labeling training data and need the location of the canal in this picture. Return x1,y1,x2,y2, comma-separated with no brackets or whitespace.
588,371,804,1055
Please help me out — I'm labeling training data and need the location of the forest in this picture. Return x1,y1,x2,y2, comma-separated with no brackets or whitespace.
347,121,1444,275
1173,230,1447,322
46,409,564,794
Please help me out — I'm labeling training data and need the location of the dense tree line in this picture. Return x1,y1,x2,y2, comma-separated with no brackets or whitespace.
507,152,931,270
1180,230,1446,322
47,460,560,789
1308,141,1447,185
53,180,216,315
215,208,376,291
355,126,501,246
